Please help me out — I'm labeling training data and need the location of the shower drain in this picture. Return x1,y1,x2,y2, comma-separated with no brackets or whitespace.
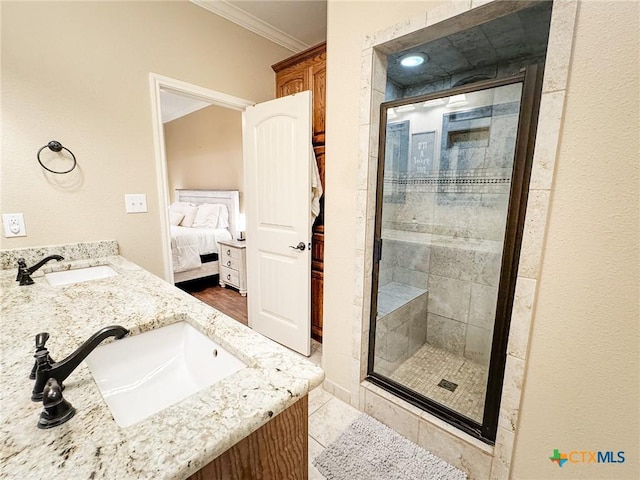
437,379,458,392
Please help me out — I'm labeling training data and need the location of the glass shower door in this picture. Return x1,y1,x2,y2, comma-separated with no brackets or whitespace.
368,67,543,442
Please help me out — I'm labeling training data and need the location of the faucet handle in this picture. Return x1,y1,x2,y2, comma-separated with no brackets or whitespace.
16,258,28,282
37,378,76,429
30,333,55,380
31,350,60,401
35,332,50,350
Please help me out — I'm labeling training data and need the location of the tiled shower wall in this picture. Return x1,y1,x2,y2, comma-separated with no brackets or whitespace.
381,236,501,366
379,85,521,365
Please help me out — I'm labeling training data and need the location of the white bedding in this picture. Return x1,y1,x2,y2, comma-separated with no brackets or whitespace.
170,225,232,273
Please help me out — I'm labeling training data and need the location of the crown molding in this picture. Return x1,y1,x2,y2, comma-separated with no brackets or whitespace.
190,0,308,53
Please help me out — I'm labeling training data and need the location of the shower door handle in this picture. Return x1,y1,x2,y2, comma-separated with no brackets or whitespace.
288,242,306,251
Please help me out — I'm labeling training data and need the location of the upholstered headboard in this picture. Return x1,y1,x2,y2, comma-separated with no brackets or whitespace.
175,189,241,240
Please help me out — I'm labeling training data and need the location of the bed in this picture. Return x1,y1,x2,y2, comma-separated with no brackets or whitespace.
170,189,240,284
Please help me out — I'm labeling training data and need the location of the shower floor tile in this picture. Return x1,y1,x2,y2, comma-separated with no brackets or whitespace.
389,342,488,422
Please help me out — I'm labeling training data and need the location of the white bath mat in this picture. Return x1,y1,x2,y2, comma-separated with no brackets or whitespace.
312,414,467,480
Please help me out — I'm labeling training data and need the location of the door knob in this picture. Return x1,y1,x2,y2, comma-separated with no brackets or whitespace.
289,242,306,251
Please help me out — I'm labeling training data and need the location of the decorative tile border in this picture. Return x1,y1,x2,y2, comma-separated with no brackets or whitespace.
351,1,579,478
0,240,119,270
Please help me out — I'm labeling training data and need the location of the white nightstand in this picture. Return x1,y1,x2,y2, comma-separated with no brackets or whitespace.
218,239,247,296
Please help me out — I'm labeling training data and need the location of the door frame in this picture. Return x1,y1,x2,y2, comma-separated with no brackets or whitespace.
367,65,545,443
149,73,253,282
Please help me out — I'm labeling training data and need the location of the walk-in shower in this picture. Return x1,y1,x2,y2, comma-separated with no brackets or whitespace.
367,1,552,443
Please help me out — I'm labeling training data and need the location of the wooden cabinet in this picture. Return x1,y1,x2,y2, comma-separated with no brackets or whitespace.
188,396,307,480
273,42,326,145
273,43,326,342
218,240,247,297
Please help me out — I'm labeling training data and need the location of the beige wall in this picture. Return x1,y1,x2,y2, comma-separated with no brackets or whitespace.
0,0,288,276
511,0,639,477
324,0,444,393
325,0,638,477
164,105,243,208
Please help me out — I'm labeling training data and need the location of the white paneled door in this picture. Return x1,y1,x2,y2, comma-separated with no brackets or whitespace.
243,91,312,356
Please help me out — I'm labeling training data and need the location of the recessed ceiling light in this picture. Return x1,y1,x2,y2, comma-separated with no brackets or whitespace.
400,54,425,67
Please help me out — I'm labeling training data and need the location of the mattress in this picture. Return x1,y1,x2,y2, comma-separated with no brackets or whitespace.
170,226,232,273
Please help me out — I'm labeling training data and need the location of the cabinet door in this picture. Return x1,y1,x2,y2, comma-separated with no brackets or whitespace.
310,62,326,144
277,68,309,98
311,269,323,342
311,232,324,342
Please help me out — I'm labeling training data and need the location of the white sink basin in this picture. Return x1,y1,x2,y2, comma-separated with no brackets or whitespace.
85,321,247,427
45,265,118,286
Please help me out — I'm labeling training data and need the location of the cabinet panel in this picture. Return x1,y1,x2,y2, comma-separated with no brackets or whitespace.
311,63,326,144
311,232,324,342
311,231,324,268
311,269,323,342
276,68,308,98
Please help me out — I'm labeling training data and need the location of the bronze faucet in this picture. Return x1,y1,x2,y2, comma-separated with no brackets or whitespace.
17,255,64,285
31,325,129,401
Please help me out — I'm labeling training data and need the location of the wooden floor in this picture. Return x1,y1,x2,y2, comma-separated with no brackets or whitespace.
177,276,248,326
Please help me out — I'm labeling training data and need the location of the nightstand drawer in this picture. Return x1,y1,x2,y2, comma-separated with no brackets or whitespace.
220,266,239,287
221,246,241,260
221,257,239,271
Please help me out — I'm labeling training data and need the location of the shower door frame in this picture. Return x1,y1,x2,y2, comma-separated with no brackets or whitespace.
367,64,545,444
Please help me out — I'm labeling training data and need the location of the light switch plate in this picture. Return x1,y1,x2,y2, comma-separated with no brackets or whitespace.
2,213,27,237
125,194,147,213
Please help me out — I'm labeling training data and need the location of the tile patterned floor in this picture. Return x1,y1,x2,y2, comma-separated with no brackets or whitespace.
307,387,360,479
295,342,361,479
301,342,483,478
389,342,488,422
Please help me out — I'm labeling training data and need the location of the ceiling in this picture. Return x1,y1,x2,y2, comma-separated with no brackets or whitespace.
387,1,553,87
172,2,552,115
191,0,327,52
160,89,213,124
163,1,326,122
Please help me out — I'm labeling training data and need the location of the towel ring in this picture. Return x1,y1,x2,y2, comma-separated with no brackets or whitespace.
37,141,77,174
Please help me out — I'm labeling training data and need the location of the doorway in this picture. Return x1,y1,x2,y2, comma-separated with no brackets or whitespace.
149,74,252,281
149,74,252,322
150,75,318,358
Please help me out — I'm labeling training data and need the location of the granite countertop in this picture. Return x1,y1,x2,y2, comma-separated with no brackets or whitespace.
0,253,324,479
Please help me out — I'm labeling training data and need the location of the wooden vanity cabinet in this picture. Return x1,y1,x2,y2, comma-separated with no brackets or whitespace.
273,43,326,343
188,396,308,480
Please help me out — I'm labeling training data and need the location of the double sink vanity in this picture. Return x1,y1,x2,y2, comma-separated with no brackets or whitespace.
0,241,324,479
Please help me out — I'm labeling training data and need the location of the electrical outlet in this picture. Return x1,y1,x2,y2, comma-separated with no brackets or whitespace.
2,213,27,237
124,194,147,213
